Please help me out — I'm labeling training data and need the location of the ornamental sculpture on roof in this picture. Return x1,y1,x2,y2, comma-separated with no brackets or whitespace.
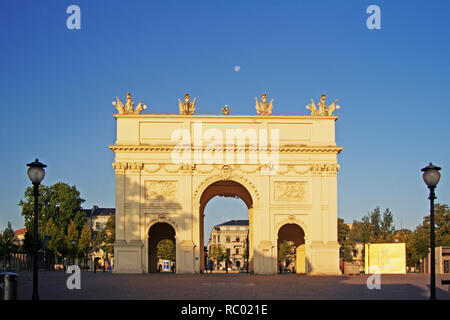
179,93,196,115
112,92,147,115
222,105,230,115
255,93,273,116
306,94,340,116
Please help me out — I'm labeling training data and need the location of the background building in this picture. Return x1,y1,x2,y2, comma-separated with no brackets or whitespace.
424,246,450,274
207,219,249,270
82,205,115,269
84,205,115,232
13,227,26,247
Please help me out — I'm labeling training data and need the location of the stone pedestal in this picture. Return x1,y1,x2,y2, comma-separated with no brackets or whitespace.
308,241,341,275
113,240,143,273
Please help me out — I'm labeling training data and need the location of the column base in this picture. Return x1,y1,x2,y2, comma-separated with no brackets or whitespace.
308,241,341,275
113,240,144,274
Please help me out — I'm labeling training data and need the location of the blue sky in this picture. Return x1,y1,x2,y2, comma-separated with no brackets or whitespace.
0,0,449,238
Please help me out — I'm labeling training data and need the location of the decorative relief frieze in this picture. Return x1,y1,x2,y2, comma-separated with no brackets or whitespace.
109,144,343,154
112,162,127,174
276,165,310,175
112,162,144,174
127,162,144,174
119,162,339,177
143,164,163,174
309,164,340,176
145,181,177,200
274,181,306,201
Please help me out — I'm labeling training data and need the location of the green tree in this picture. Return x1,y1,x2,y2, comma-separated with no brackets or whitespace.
43,218,59,254
0,222,15,257
66,220,79,263
157,239,175,261
337,218,355,262
368,207,381,241
349,207,396,244
337,218,350,243
209,244,224,269
380,208,395,241
18,182,86,256
97,216,115,257
408,225,429,270
426,204,450,246
78,224,92,266
224,249,231,273
278,240,292,263
407,203,450,271
348,220,371,244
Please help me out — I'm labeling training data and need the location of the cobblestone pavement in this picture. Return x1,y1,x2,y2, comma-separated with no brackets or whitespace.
16,271,450,300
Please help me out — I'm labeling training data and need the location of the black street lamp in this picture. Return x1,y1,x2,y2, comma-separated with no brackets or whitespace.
421,162,441,300
71,240,76,265
246,230,249,273
27,158,47,300
102,246,106,272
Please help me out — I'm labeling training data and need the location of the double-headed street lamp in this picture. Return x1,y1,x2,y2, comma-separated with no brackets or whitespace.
421,162,441,300
26,158,47,301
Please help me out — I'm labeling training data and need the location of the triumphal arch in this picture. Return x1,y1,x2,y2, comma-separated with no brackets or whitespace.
110,92,343,275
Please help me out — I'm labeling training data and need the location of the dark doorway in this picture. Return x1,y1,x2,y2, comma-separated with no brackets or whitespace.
148,222,176,273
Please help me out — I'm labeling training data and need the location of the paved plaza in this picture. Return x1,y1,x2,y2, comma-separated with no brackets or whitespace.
16,271,450,300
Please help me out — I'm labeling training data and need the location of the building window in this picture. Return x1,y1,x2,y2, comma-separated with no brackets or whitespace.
236,237,240,242
226,236,230,243
236,248,239,255
226,248,231,256
213,235,216,243
217,236,220,243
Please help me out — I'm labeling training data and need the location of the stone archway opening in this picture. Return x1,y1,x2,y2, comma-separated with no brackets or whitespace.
148,222,176,273
277,224,305,274
200,180,253,274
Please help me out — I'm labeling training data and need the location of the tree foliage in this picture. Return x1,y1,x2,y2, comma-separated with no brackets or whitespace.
0,222,15,257
337,218,355,262
157,239,175,261
407,203,450,268
278,240,293,262
97,216,115,256
342,203,450,270
78,224,92,262
18,182,86,257
348,206,396,244
209,244,224,265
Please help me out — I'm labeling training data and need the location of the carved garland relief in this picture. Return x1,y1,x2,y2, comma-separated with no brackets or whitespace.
274,181,307,201
145,181,177,200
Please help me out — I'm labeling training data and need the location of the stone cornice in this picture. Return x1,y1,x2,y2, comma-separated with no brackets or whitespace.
109,144,343,154
113,114,338,120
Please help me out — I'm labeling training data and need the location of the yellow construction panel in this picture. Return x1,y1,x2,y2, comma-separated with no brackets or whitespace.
365,243,406,274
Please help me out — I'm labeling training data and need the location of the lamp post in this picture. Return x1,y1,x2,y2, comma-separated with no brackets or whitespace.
246,230,249,273
102,246,106,272
27,158,47,301
421,162,441,300
71,240,76,265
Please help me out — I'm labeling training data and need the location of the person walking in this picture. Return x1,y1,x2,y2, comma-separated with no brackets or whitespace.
207,259,213,274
